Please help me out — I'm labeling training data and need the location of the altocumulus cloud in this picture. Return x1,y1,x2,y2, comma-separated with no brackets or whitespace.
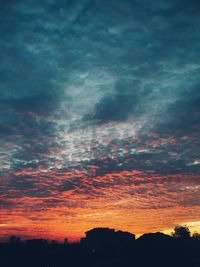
0,0,200,239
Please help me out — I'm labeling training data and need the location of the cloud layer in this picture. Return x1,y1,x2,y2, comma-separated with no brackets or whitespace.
0,0,200,241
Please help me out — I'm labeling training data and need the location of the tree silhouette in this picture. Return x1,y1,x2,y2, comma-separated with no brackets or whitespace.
172,225,191,239
192,232,200,240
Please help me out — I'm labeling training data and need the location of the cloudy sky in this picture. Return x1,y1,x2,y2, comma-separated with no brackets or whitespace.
0,0,200,241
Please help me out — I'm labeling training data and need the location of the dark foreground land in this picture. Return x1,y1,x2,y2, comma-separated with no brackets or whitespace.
0,229,200,267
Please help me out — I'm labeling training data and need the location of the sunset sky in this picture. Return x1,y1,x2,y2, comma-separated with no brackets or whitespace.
0,0,200,242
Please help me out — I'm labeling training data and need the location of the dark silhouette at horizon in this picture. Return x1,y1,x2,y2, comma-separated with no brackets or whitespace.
0,225,200,267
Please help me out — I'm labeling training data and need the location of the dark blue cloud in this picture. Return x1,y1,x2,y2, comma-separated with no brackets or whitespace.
0,0,199,204
90,81,140,122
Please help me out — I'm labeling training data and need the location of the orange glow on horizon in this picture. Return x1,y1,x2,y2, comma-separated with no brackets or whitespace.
1,169,200,242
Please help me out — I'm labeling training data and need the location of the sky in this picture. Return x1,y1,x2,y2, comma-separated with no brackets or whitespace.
0,0,200,242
